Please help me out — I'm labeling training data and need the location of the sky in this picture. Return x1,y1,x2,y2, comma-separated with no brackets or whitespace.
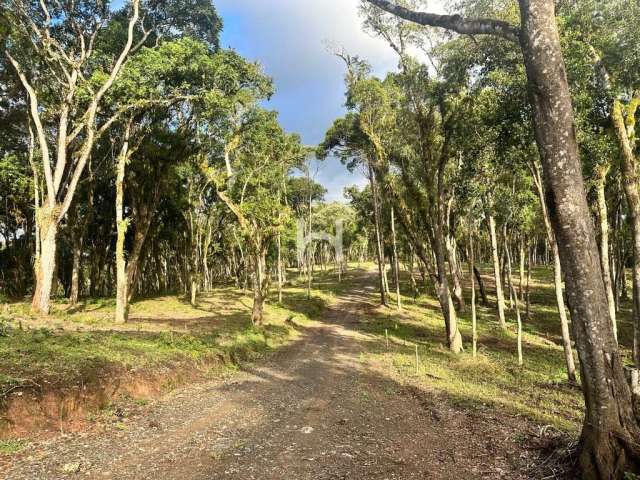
215,0,445,202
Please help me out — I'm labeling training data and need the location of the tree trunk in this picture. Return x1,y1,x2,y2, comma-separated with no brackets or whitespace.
277,233,283,303
447,235,466,312
115,125,131,324
520,1,640,476
531,160,577,382
408,245,419,299
125,196,158,304
473,266,488,305
487,214,506,328
518,237,525,302
369,163,387,306
251,248,267,326
433,221,462,353
31,214,57,314
69,239,82,305
391,206,402,310
612,98,640,365
505,236,523,366
469,222,477,358
115,149,128,324
594,165,618,343
526,245,532,321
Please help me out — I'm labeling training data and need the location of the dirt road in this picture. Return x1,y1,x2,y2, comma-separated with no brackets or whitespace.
4,272,530,479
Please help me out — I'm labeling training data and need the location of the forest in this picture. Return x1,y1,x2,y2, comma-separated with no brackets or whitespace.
1,0,640,479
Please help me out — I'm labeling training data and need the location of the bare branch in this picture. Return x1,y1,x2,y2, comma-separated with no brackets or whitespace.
365,0,521,44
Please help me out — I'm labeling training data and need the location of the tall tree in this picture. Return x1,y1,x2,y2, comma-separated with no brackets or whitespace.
364,0,640,476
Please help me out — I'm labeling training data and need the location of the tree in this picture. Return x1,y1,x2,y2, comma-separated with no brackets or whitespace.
107,37,270,323
4,0,146,313
214,109,305,325
364,0,640,476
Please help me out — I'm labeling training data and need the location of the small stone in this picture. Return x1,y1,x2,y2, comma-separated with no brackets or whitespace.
61,462,81,473
300,426,314,434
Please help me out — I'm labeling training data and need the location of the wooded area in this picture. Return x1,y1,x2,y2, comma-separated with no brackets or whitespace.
2,0,640,478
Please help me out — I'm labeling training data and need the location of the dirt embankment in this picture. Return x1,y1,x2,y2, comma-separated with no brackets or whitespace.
1,355,228,440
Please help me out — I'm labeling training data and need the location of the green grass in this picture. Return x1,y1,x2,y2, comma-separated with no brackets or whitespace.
0,283,322,396
0,439,26,455
323,263,606,433
278,263,591,432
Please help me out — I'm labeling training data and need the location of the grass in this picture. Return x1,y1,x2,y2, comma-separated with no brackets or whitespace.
362,310,583,431
305,263,627,433
1,262,629,438
0,439,26,455
0,282,323,398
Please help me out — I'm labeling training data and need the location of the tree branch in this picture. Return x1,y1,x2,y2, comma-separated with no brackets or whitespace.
5,51,55,206
365,0,521,44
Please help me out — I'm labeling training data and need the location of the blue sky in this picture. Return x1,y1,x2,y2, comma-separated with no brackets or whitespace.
215,0,444,202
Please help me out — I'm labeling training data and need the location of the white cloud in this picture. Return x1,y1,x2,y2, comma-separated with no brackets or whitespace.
215,0,445,201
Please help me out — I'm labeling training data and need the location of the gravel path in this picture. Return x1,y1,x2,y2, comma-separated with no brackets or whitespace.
3,273,530,479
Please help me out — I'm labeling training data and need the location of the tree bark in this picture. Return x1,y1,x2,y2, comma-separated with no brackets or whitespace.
251,248,267,325
115,128,130,325
31,214,57,314
612,97,640,365
473,266,488,305
69,238,82,305
447,234,465,311
526,245,532,321
487,214,506,328
391,206,402,310
277,233,283,303
531,160,577,382
519,1,640,476
505,234,523,366
469,221,477,358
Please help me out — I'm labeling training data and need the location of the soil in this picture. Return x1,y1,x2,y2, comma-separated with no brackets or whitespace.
2,272,544,479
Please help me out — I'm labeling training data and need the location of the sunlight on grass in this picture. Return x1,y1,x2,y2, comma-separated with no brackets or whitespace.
0,439,27,455
0,280,328,393
354,264,593,433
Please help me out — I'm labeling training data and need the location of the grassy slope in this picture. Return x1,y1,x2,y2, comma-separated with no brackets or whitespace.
0,282,327,396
